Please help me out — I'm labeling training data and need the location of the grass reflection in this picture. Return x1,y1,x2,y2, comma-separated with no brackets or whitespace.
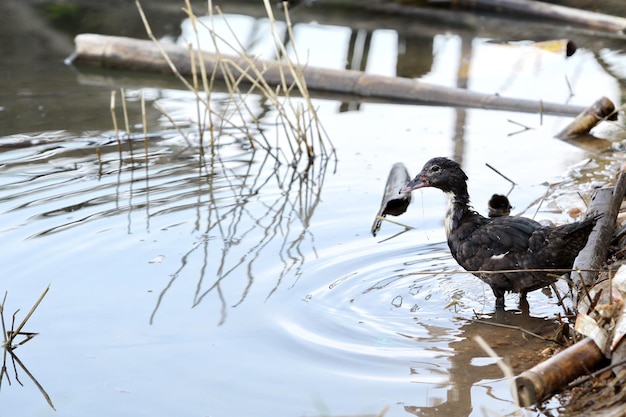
131,0,337,325
150,144,331,325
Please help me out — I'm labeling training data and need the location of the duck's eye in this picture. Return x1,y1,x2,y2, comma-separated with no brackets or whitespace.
431,165,441,173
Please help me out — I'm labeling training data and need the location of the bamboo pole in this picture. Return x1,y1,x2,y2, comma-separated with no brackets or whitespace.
515,337,606,407
556,96,617,139
69,33,588,116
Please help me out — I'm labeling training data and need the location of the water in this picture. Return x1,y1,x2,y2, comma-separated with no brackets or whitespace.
1,1,625,416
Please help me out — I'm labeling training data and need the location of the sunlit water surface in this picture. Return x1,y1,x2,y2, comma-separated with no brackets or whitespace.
1,8,625,417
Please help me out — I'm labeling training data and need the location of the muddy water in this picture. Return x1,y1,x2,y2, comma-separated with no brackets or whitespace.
1,1,625,416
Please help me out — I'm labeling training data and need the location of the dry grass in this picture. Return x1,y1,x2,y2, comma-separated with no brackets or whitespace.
0,287,54,410
124,0,335,167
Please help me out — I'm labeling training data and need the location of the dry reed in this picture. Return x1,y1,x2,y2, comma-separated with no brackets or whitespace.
0,287,54,410
127,0,334,167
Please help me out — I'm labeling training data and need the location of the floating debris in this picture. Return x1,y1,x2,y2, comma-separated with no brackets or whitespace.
371,162,412,236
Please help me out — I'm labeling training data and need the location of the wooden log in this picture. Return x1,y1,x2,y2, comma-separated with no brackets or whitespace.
571,171,626,298
448,0,626,33
515,337,607,407
69,33,588,116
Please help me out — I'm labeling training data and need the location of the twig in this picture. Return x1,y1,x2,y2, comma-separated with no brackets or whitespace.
485,162,517,186
473,318,563,345
566,358,626,390
374,215,414,230
406,267,604,276
506,118,533,136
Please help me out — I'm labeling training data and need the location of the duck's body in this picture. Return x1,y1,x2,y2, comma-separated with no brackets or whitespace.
402,157,598,308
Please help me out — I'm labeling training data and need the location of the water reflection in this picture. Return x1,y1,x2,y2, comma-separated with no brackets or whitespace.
1,1,624,415
406,309,559,416
283,231,567,416
150,148,331,325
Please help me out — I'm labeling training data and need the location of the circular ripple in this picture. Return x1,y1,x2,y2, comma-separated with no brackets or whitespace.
273,233,483,380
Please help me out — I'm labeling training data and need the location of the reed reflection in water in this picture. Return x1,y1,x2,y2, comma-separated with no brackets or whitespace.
149,144,332,326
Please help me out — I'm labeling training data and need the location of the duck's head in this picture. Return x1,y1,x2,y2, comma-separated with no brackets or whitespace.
401,157,468,194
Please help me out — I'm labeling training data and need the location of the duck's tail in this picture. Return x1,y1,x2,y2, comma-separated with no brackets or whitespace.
554,212,602,256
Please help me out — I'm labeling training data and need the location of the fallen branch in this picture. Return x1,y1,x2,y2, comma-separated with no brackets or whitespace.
69,33,588,116
450,0,626,33
572,172,626,297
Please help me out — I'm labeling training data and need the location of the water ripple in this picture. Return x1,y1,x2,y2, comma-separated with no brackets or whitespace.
272,236,470,382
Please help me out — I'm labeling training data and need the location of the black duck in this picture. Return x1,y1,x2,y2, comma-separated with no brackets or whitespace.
402,157,599,308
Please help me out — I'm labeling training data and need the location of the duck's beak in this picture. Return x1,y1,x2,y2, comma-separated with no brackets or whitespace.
400,174,428,193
